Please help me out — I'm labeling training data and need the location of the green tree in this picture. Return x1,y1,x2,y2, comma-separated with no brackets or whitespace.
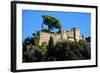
40,42,48,55
48,36,54,56
32,32,40,46
42,15,62,32
23,46,43,62
48,36,54,49
85,36,91,43
33,35,39,46
40,42,48,61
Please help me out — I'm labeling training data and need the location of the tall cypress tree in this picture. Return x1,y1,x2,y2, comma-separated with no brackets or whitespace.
48,36,54,56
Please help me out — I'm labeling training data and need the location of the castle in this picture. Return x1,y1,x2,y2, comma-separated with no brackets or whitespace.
39,27,85,45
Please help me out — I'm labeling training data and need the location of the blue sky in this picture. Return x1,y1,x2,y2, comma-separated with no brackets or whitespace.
22,10,91,40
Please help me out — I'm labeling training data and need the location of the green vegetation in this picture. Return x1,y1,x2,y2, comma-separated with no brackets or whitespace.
23,37,91,62
85,36,91,43
40,42,48,56
32,32,40,46
42,15,62,32
33,35,39,46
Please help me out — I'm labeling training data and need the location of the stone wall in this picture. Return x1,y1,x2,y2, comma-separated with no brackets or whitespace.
39,27,85,45
39,31,62,45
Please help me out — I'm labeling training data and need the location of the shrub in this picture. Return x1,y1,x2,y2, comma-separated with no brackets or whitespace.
40,42,47,52
85,36,91,43
33,35,39,46
40,42,48,57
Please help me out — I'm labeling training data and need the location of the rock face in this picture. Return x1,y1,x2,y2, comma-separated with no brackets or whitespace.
39,27,85,45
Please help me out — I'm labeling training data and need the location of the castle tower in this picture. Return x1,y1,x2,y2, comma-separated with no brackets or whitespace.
71,27,80,41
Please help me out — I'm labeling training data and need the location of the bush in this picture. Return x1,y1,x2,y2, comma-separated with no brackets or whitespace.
40,42,48,60
85,36,91,43
33,35,39,46
40,42,47,53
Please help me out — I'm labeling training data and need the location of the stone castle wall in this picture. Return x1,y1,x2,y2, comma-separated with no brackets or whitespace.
39,27,85,45
39,31,62,45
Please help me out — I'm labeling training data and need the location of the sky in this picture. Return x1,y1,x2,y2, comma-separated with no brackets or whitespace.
22,10,91,40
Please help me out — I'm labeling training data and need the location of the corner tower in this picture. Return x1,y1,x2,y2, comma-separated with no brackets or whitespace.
71,27,80,41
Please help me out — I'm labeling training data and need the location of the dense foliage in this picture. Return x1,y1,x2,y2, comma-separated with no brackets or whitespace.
23,36,91,62
42,15,62,32
85,36,91,43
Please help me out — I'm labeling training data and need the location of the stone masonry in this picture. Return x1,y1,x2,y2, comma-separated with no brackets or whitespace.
39,27,85,45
